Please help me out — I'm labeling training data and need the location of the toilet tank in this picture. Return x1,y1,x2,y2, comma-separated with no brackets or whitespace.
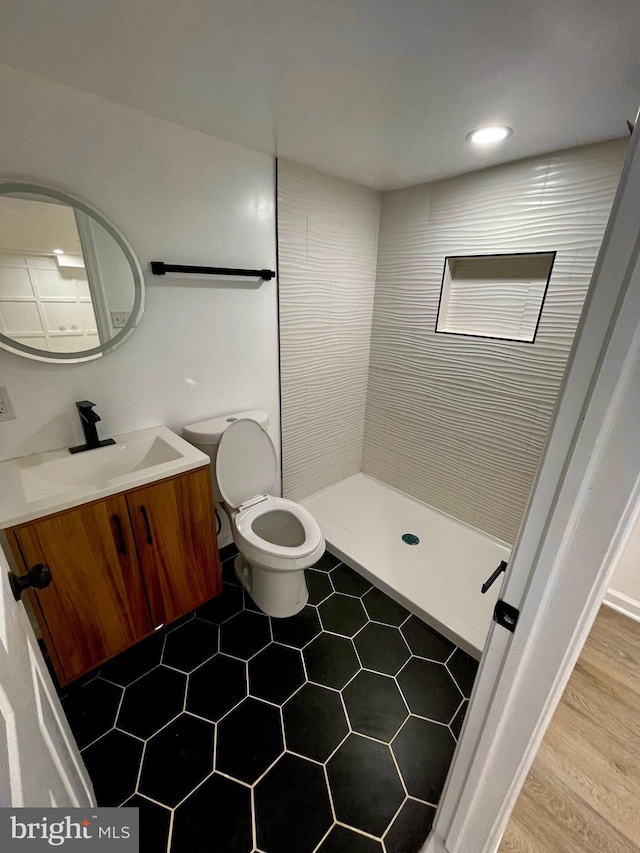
182,409,269,503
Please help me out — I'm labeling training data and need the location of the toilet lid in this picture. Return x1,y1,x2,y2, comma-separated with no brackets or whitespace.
216,419,277,509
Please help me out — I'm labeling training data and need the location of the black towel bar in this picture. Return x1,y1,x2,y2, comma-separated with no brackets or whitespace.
150,262,275,280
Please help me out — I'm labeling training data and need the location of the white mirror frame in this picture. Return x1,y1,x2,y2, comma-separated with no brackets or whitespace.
0,181,145,363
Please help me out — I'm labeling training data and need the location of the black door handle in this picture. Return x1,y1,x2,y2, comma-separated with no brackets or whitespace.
113,514,127,556
481,561,508,594
140,506,153,545
8,563,52,601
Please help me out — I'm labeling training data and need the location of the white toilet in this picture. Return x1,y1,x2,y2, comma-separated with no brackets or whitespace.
183,411,325,618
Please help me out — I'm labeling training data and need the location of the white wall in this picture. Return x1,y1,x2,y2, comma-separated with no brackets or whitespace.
606,507,640,622
278,160,381,500
0,62,280,489
363,140,626,544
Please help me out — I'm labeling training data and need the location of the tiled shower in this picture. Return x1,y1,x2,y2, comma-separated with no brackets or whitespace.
277,139,626,654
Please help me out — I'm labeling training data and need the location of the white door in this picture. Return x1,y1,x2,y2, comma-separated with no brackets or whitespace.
428,119,640,853
0,547,94,808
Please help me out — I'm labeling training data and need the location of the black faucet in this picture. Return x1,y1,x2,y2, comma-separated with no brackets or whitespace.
69,401,116,454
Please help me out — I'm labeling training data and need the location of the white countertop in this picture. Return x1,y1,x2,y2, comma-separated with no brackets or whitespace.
0,425,210,529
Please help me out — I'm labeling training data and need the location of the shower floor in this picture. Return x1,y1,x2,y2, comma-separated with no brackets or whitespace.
302,473,511,658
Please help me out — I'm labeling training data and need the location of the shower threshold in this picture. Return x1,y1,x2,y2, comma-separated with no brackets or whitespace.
302,473,511,659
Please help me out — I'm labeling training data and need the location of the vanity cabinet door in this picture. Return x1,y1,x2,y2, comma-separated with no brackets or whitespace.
12,495,153,684
127,467,221,627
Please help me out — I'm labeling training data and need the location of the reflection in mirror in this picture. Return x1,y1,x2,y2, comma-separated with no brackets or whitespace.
0,186,142,362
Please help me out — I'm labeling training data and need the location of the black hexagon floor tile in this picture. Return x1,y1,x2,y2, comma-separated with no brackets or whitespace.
249,643,305,704
450,699,468,740
283,682,348,761
327,734,405,837
354,622,411,676
66,548,471,852
319,594,368,637
100,633,164,686
219,610,271,659
363,587,410,627
330,565,372,597
61,677,122,749
311,551,341,572
197,583,244,624
171,773,253,853
306,568,333,605
161,610,196,633
343,671,408,742
216,698,283,784
392,716,456,803
397,658,463,723
186,654,247,721
401,616,455,661
124,794,171,853
82,730,143,806
271,605,322,648
139,715,215,807
163,618,219,672
447,648,479,698
384,798,436,853
117,666,186,739
316,826,383,852
255,753,333,853
243,587,262,613
303,633,360,689
220,555,242,585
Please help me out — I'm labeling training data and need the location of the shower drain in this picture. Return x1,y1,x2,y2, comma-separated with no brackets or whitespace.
402,533,420,545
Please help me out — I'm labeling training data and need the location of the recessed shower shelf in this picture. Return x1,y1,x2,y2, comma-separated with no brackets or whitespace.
435,251,556,343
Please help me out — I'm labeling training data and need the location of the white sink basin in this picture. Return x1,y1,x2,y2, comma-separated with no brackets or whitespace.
0,426,210,528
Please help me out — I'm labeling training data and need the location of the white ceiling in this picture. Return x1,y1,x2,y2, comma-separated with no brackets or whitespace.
0,0,639,189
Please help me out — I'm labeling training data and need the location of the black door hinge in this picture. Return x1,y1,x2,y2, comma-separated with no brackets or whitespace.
493,600,519,633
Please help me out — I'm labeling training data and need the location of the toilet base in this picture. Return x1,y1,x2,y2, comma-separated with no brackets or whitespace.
234,554,309,618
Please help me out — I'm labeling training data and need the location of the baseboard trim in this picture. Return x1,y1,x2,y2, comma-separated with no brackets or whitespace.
603,589,640,623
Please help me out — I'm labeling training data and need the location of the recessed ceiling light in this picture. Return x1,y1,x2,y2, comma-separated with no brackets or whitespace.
467,126,512,145
53,248,64,254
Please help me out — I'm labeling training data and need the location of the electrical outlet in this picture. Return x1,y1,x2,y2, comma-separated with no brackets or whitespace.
0,386,16,421
111,311,131,329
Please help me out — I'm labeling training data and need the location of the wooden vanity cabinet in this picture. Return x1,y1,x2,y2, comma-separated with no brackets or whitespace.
7,467,221,686
127,470,221,627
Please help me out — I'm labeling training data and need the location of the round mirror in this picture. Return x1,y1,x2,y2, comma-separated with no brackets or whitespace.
0,182,144,362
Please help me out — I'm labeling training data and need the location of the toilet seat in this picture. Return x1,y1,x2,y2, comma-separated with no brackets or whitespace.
216,418,277,510
217,418,324,571
234,495,323,560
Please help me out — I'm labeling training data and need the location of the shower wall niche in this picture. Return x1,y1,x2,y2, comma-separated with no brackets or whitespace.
278,139,627,545
435,251,556,343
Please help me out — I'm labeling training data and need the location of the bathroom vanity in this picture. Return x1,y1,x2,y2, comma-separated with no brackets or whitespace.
0,427,222,685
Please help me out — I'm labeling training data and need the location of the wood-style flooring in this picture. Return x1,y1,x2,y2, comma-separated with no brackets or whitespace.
500,605,640,853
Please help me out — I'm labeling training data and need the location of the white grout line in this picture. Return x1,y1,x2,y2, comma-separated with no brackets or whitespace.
250,786,258,851
323,729,351,766
284,747,324,767
133,740,147,793
334,820,384,842
323,763,337,825
165,810,174,853
250,751,285,789
172,769,217,810
311,823,334,853
388,740,409,799
407,794,439,808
